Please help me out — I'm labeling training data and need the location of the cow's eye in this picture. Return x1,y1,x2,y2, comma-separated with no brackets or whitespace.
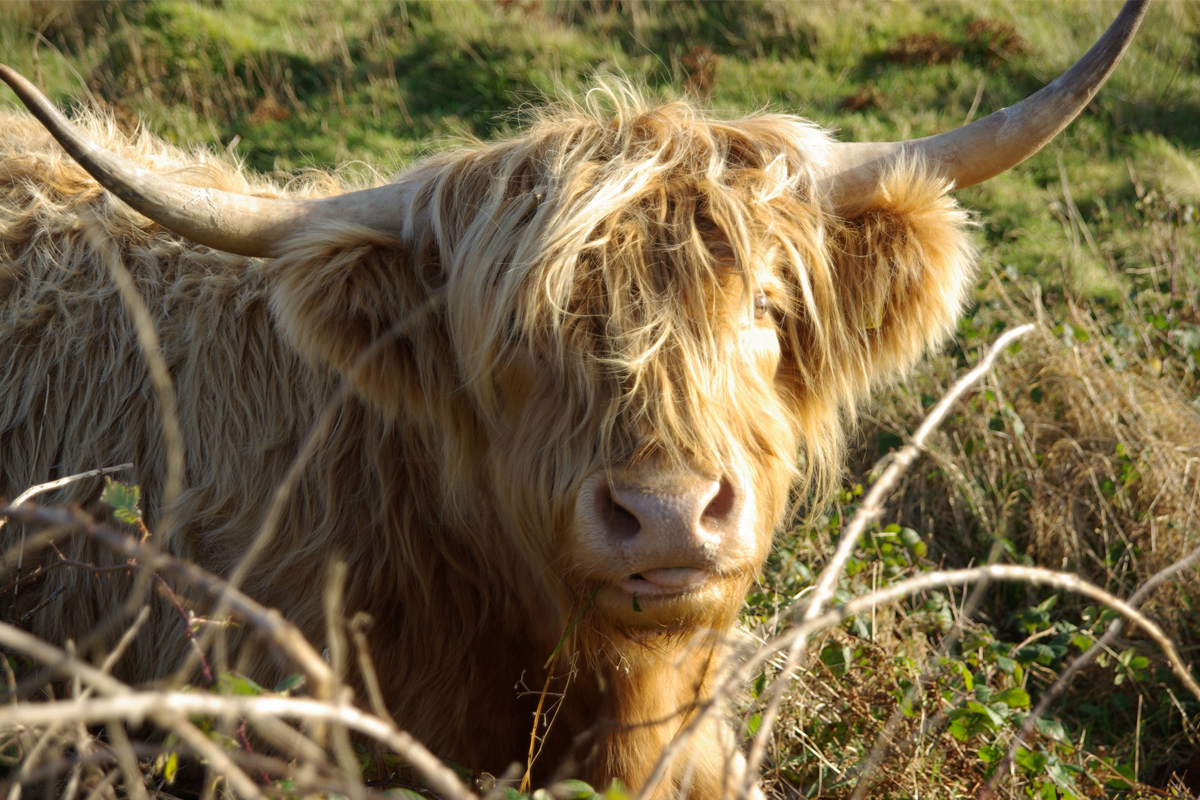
753,291,770,320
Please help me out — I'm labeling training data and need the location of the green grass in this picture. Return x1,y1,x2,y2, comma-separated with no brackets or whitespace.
2,1,1199,798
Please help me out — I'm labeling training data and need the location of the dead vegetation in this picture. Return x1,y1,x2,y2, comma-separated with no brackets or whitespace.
4,304,1199,799
749,170,1200,796
885,17,1025,68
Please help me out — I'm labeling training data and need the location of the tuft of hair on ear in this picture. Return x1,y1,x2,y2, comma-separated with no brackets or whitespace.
831,157,977,387
266,219,449,420
776,157,976,507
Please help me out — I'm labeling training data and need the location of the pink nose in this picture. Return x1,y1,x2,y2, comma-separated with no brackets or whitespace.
586,471,744,587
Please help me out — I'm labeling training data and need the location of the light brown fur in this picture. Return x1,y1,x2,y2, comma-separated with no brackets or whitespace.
0,87,974,796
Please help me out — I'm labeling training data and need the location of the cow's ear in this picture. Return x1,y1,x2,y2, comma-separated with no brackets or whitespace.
267,222,452,418
829,162,976,388
779,162,976,413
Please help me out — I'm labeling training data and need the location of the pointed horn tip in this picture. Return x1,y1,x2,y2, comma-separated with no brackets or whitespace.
823,0,1148,205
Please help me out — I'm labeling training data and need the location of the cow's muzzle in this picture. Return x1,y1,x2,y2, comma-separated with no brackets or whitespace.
575,467,753,597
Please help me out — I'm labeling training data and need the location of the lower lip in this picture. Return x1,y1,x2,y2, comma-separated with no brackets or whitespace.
617,568,709,596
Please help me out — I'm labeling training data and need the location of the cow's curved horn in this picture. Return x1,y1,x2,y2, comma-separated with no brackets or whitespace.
0,64,406,258
823,0,1148,207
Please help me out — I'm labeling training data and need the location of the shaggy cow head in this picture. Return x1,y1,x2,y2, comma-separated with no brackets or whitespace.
264,98,856,636
0,0,1146,642
255,96,982,639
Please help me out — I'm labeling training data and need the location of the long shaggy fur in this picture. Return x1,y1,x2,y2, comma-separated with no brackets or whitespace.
0,85,974,797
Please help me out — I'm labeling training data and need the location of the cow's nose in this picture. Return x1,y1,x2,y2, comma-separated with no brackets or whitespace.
575,467,752,594
595,473,740,555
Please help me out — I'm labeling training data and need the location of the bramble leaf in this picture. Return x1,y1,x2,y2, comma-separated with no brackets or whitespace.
101,479,143,526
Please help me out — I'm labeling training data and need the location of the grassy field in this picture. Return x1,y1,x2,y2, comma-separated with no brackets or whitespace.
2,1,1199,798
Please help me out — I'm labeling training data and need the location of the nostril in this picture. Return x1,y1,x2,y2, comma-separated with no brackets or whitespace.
597,481,641,539
702,478,736,525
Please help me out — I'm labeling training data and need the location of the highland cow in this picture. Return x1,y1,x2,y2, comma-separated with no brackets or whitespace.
0,2,1145,797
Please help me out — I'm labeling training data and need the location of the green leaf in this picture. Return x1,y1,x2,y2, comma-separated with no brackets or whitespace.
820,643,853,677
1045,758,1080,793
553,780,599,800
1013,746,1047,773
1035,717,1066,742
939,657,973,691
603,779,631,800
385,790,426,800
947,717,970,742
274,673,306,693
1017,644,1057,666
992,687,1031,709
216,672,265,696
1035,595,1059,613
966,700,1006,728
162,752,178,784
1070,632,1094,651
101,480,143,525
1105,762,1135,790
977,744,1004,764
898,527,921,547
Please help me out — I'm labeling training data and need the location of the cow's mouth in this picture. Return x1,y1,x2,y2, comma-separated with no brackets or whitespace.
618,567,709,596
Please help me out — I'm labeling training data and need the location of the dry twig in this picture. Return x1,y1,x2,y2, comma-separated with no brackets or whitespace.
0,503,334,701
0,622,265,800
980,540,1200,798
0,693,474,800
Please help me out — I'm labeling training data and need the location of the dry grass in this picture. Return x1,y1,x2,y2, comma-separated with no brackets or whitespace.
751,221,1200,795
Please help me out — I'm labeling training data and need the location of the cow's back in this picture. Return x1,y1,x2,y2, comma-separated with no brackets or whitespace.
0,111,342,677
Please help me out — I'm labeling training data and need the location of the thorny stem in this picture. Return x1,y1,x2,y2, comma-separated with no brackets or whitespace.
0,503,474,800
0,462,133,604
153,574,215,686
644,561,1200,800
237,720,272,785
0,693,474,800
5,564,1188,800
0,623,266,800
0,502,335,700
640,324,1065,799
202,290,446,689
